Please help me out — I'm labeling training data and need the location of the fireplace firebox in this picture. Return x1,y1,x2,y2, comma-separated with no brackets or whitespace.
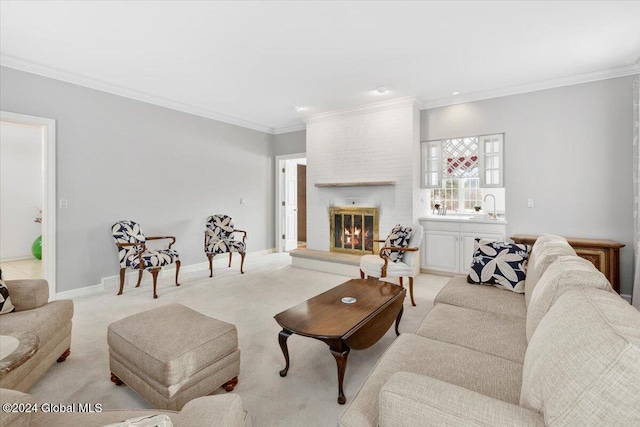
329,207,379,255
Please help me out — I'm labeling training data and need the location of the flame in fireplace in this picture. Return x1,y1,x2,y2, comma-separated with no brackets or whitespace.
342,227,369,247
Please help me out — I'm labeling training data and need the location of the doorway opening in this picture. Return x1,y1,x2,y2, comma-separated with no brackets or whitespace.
275,153,306,252
0,111,56,298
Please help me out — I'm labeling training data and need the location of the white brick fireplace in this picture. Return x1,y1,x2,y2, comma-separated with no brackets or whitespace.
304,97,428,254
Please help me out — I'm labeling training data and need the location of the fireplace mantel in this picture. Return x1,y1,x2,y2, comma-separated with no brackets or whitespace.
314,181,395,187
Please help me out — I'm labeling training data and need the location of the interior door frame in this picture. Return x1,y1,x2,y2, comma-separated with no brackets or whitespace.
1,111,56,298
275,152,306,252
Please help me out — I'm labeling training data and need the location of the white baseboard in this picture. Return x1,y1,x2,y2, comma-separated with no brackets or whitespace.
59,248,277,299
56,283,104,300
1,254,36,262
160,248,275,277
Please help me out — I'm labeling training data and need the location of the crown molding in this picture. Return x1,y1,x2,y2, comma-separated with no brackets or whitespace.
0,54,276,134
273,123,306,134
303,96,423,124
421,63,640,110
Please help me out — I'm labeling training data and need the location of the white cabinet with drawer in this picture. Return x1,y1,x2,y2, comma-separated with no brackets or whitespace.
420,219,507,274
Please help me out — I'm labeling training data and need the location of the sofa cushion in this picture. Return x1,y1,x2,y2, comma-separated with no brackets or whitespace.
339,334,523,427
526,256,612,342
3,279,49,312
524,234,576,307
434,275,526,319
379,373,544,427
416,303,527,364
467,239,531,293
521,287,640,426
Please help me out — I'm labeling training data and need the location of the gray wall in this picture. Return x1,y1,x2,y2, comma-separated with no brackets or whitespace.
0,66,275,292
274,130,306,156
421,76,635,295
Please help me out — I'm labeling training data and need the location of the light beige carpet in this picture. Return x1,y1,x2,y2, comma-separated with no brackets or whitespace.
29,252,449,426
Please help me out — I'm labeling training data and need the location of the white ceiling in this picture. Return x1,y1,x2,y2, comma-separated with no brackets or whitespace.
1,1,639,134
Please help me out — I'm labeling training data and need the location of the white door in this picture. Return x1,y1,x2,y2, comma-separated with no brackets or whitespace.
283,161,298,251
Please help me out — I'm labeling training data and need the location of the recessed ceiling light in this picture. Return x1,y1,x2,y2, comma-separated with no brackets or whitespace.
294,106,305,113
375,86,388,94
452,91,460,95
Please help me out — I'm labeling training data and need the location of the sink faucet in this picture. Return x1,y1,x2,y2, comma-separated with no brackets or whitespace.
484,194,497,219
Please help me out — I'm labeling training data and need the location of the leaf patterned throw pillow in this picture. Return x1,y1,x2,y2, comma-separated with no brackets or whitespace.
380,225,412,263
0,268,15,315
467,239,531,293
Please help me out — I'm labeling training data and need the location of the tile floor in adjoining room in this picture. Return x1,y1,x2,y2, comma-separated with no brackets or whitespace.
0,258,42,280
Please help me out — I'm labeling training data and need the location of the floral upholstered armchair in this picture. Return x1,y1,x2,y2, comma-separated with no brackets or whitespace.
359,223,423,306
204,215,247,277
111,220,180,299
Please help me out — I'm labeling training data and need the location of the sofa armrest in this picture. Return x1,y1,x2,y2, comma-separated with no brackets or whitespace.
0,388,33,427
173,394,250,427
4,279,49,311
379,372,543,427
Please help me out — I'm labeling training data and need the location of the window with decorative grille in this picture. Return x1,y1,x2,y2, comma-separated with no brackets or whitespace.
422,134,504,212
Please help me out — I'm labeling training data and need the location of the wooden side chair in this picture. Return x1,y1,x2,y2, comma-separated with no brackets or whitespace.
359,223,424,306
204,214,247,277
111,220,180,299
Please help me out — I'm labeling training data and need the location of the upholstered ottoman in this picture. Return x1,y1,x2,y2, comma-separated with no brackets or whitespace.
108,303,240,410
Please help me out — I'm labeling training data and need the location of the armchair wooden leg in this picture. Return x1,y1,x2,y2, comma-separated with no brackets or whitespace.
136,269,143,288
399,277,404,288
360,270,365,279
118,269,126,295
240,252,246,274
228,252,233,267
175,261,181,286
150,268,160,299
208,254,214,278
409,277,416,307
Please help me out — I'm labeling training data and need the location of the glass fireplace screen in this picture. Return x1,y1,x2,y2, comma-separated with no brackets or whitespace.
329,207,379,255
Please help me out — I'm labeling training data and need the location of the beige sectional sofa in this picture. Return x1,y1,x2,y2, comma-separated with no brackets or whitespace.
0,279,73,392
340,234,640,426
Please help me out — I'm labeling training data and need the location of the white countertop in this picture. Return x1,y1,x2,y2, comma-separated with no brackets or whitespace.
420,215,508,225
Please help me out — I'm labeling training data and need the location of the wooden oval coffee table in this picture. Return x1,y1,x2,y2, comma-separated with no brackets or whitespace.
274,278,405,404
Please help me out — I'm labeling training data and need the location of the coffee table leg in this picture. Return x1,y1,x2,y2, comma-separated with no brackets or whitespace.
395,304,404,336
278,329,293,377
330,344,350,405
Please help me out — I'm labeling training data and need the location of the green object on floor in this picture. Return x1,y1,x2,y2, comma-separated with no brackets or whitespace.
32,235,42,260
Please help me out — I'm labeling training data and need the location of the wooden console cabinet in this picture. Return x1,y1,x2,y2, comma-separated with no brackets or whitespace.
511,235,624,293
